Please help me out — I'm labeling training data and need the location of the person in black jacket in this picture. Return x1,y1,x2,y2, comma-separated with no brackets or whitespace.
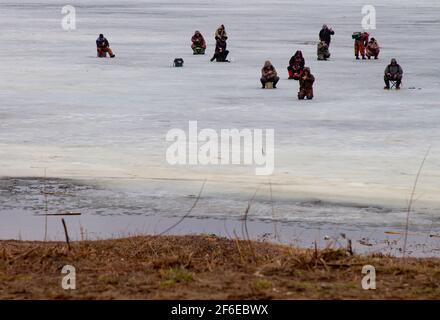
384,58,403,90
210,38,229,62
319,24,335,47
96,34,115,58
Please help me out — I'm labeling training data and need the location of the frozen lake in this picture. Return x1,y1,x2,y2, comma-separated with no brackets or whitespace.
0,0,439,254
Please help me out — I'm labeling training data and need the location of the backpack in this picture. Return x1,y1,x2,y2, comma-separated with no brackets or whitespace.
173,58,184,67
352,32,361,40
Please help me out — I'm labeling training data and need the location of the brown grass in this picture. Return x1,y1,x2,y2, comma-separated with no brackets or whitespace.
0,235,439,299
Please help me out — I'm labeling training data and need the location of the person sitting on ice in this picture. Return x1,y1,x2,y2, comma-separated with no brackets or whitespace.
260,60,280,89
384,58,403,90
287,50,305,80
352,31,369,60
96,34,115,58
366,37,380,60
210,37,229,62
191,30,206,55
298,67,315,100
215,24,228,41
317,41,330,60
319,24,335,48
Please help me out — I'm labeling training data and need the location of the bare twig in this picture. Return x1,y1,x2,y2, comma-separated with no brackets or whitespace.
61,218,71,251
242,186,260,242
402,146,431,257
313,241,318,266
11,247,38,263
347,239,353,256
241,186,260,262
35,212,81,216
232,230,245,265
43,168,48,241
159,179,207,235
268,181,279,241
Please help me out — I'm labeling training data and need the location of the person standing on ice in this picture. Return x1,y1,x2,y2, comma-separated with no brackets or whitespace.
384,58,403,90
287,50,305,80
352,31,369,60
260,61,280,89
319,24,334,47
215,25,228,41
96,34,115,58
298,67,315,100
210,37,229,62
366,37,380,59
191,31,206,54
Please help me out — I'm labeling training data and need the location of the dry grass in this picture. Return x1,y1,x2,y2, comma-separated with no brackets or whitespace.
0,235,439,299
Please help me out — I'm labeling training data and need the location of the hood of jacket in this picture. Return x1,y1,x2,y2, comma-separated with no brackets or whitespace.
263,60,273,68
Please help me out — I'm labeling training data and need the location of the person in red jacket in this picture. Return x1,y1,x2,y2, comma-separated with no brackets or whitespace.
287,50,305,80
353,31,369,60
191,31,206,54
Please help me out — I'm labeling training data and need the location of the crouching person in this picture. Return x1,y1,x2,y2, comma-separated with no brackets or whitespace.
366,37,380,59
260,61,280,89
384,58,403,90
298,67,315,100
287,50,305,80
191,30,206,54
96,34,115,58
317,41,330,60
210,38,229,62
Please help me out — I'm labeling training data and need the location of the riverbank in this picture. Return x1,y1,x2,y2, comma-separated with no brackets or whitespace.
2,177,439,258
1,235,439,299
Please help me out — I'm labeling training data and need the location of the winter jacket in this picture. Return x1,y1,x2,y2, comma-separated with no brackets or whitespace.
261,61,278,81
299,69,315,90
355,32,369,45
192,32,206,48
385,62,403,76
96,37,110,48
366,40,380,53
289,51,305,69
317,41,329,55
319,27,334,46
215,39,227,54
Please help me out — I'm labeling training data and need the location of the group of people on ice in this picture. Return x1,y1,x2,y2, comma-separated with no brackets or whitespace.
350,31,401,88
260,56,314,100
352,31,380,60
317,24,334,60
190,25,230,62
96,22,404,93
285,51,315,99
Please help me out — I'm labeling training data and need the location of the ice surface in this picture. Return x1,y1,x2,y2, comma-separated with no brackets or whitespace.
0,0,440,243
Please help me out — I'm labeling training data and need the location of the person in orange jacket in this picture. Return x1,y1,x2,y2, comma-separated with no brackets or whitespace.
353,31,369,60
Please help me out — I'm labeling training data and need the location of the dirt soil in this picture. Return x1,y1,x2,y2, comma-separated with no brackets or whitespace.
1,235,439,299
